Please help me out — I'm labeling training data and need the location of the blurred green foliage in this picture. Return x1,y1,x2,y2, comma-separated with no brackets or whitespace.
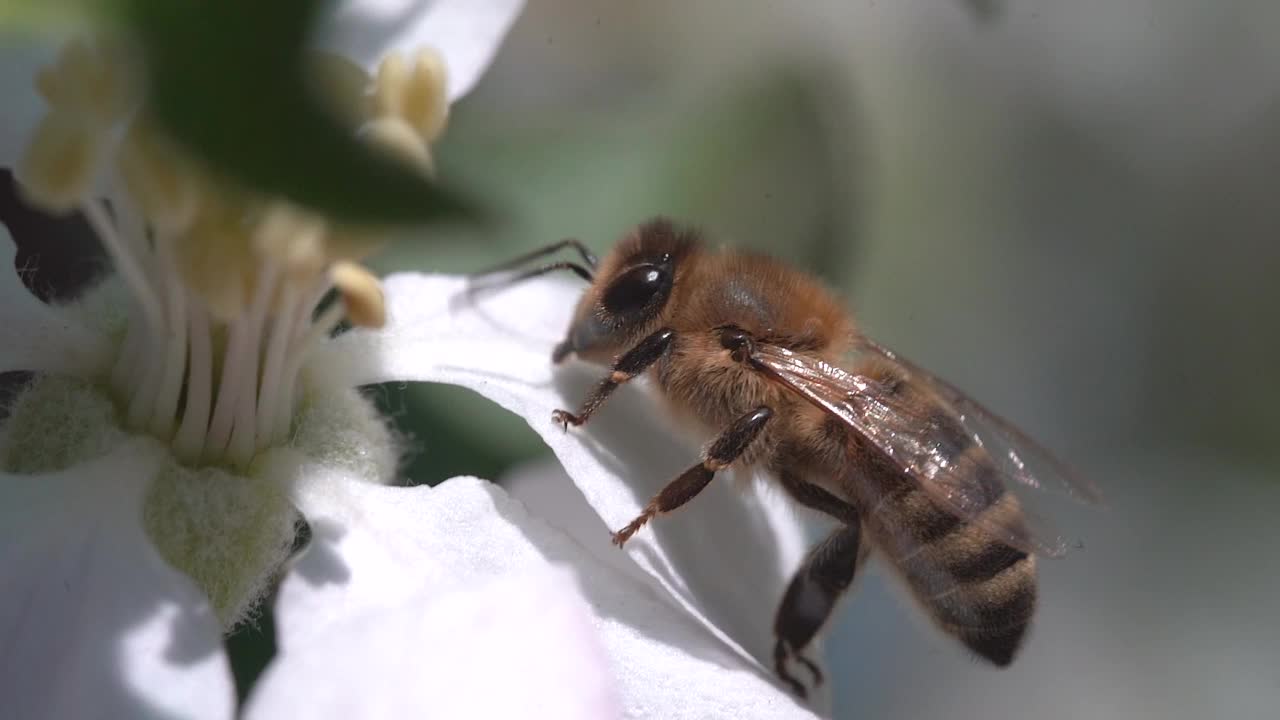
125,0,483,225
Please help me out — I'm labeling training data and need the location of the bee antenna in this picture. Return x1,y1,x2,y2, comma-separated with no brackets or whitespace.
468,238,598,295
468,260,594,293
472,238,598,277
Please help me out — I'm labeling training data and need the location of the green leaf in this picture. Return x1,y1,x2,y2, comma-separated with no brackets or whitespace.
124,0,482,226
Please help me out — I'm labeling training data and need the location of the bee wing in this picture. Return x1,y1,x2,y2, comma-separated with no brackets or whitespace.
859,339,1104,507
749,341,1098,558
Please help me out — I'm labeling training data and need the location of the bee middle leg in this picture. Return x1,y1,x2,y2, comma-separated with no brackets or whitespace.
773,519,866,699
551,327,675,429
612,405,774,546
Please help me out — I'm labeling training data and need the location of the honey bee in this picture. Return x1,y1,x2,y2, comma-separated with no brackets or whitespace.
474,218,1101,697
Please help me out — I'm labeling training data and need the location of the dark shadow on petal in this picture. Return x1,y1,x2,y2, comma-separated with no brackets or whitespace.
481,481,789,683
546,363,802,669
0,169,107,302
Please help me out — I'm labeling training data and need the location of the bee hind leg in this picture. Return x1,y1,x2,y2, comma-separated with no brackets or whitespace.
773,521,864,698
611,405,773,546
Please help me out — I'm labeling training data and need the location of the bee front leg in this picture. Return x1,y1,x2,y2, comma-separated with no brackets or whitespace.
773,521,866,699
551,327,675,429
612,405,774,546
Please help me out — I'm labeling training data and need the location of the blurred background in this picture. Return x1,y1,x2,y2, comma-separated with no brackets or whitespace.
5,0,1277,717
379,1,1280,717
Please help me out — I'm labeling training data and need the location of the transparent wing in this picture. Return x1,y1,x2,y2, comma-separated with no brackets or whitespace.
860,339,1104,505
749,340,1100,558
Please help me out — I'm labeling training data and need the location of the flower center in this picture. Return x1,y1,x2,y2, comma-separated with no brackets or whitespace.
16,37,450,470
6,37,451,626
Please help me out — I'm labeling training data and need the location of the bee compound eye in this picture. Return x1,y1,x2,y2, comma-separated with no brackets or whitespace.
602,263,669,317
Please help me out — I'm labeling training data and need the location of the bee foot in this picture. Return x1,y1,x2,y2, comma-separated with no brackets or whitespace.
551,409,582,431
775,663,809,700
796,653,824,686
774,639,819,699
610,513,651,547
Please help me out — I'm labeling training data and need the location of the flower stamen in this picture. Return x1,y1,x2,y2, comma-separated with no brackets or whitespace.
81,198,166,337
147,237,188,439
173,303,212,463
16,37,450,473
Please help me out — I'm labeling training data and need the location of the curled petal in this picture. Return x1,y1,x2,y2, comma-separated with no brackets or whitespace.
264,460,816,719
0,439,234,720
319,0,525,101
312,272,813,695
0,224,111,376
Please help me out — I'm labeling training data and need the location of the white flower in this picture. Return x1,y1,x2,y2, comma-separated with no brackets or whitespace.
1,2,829,718
288,273,828,719
1,0,529,715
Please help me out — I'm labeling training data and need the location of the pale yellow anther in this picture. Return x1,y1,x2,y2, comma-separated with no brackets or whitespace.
401,49,449,142
118,118,203,235
360,116,433,174
35,37,135,126
175,202,255,322
371,49,449,144
330,261,386,328
253,203,329,280
17,111,105,212
373,52,408,120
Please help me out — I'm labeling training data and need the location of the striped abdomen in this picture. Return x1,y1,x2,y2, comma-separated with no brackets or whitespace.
854,419,1038,665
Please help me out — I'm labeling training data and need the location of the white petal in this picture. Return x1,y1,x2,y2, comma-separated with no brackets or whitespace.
247,566,618,720
0,224,111,376
266,463,816,719
502,457,834,715
0,40,54,170
0,439,234,720
320,0,524,101
313,274,811,676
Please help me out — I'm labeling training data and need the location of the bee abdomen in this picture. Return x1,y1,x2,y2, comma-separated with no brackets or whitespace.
873,459,1038,666
931,545,1037,666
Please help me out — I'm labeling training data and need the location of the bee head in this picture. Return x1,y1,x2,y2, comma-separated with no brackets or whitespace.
554,218,698,365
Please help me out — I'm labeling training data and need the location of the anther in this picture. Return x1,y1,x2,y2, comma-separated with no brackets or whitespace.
359,116,433,174
118,118,202,235
254,203,328,280
331,261,386,328
402,49,449,142
17,112,104,212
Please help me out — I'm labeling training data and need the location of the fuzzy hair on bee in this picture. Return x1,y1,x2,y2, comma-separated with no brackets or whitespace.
471,218,1101,697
